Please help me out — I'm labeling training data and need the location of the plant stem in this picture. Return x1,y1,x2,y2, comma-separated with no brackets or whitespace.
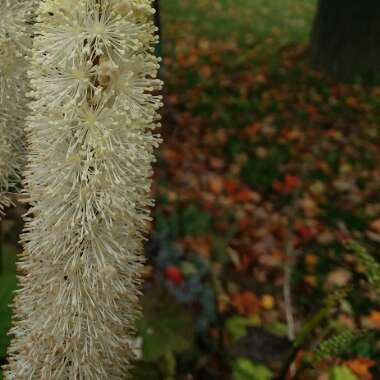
276,306,329,380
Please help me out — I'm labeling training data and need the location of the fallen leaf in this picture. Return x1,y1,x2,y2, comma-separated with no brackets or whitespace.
345,357,375,380
209,176,224,194
184,236,212,257
305,253,318,267
260,294,275,310
231,292,260,316
325,268,352,289
165,266,184,286
365,310,380,330
301,197,319,217
369,219,380,234
304,275,317,287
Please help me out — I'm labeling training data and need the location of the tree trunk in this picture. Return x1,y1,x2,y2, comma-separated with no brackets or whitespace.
310,0,380,81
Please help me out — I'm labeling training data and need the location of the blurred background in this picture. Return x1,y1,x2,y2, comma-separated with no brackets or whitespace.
2,0,380,379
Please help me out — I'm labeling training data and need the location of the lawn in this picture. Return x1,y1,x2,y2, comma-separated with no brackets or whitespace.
2,0,380,379
161,0,316,43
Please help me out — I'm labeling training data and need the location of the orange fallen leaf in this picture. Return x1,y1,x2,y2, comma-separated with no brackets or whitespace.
231,291,260,316
183,236,212,257
244,122,261,137
370,219,380,234
346,96,359,108
304,275,317,287
235,187,254,202
200,64,212,78
209,176,224,194
305,253,318,267
366,310,380,329
345,357,375,380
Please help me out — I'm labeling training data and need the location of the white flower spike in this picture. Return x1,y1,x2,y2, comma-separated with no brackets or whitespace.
0,0,32,215
4,0,162,378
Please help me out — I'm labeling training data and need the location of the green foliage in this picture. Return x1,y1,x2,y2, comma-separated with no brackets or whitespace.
162,0,316,44
225,316,260,342
155,204,212,239
322,205,367,231
130,362,162,380
232,358,273,380
133,288,195,379
0,274,17,358
315,329,371,362
241,145,290,191
135,287,194,362
265,322,289,338
0,244,17,274
325,286,352,309
329,365,358,380
346,241,380,296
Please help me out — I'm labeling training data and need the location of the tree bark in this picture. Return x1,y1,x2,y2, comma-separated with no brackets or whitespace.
310,0,380,81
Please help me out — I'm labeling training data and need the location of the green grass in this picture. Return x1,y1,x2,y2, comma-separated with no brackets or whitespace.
161,0,317,44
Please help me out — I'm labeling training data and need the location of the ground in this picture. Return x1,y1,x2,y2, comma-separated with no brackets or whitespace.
2,0,380,379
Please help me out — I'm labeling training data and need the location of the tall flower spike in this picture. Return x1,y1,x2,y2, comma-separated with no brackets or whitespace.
0,0,33,215
4,0,163,378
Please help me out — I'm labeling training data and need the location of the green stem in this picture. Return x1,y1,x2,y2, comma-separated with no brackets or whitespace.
276,286,350,380
276,306,330,380
162,351,176,380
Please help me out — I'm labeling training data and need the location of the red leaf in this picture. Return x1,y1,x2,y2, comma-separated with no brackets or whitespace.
297,226,315,241
224,179,238,195
165,266,184,285
235,187,254,202
283,175,301,192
